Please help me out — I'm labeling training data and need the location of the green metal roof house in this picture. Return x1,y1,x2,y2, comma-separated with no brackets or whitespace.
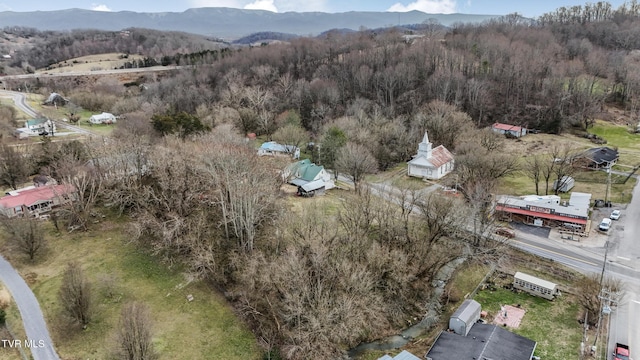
284,159,335,192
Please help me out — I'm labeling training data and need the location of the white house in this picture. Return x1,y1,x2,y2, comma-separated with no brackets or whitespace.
257,141,300,159
89,112,117,124
284,159,335,196
19,118,56,136
407,131,454,180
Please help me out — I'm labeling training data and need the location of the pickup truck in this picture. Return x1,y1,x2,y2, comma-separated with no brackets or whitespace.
614,343,630,360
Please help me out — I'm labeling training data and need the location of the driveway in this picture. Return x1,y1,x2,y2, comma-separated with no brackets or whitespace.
0,255,60,360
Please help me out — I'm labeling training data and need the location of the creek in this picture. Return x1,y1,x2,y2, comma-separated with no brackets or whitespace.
346,257,466,359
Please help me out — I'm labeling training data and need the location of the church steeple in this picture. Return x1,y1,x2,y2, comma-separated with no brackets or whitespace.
417,131,432,158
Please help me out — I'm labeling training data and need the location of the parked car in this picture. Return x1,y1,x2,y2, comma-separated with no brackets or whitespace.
495,227,515,238
599,218,612,231
610,210,621,220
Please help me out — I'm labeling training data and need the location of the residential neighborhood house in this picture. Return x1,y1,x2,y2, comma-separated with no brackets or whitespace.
407,131,454,180
257,141,300,159
89,112,117,125
495,192,592,231
579,146,619,169
426,301,537,360
284,159,335,196
491,122,527,138
15,118,56,138
0,184,76,218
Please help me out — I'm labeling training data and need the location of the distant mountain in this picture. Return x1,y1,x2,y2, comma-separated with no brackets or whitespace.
0,8,500,39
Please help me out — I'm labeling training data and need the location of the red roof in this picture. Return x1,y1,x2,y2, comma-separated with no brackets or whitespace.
492,123,524,132
429,145,454,168
0,185,75,209
495,205,587,225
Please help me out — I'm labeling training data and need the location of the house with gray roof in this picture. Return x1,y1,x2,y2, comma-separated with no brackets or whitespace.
426,323,537,360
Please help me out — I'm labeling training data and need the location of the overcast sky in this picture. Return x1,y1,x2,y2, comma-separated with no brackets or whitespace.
0,0,628,18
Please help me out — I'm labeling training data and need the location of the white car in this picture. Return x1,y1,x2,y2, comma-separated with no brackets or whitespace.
610,210,621,220
599,218,612,231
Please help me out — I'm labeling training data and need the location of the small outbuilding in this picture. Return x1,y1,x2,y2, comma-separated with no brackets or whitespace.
552,175,575,193
377,350,421,360
449,299,481,336
89,112,117,125
492,122,527,138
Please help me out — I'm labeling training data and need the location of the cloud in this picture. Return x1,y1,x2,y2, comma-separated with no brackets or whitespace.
91,4,112,11
244,0,277,12
275,0,327,12
189,0,327,12
387,0,457,13
0,3,12,11
189,0,244,8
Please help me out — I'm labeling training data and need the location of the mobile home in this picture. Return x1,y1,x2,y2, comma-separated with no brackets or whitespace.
513,272,559,300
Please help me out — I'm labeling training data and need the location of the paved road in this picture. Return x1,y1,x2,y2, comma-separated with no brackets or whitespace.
607,175,640,358
0,89,63,359
0,89,101,137
0,255,60,360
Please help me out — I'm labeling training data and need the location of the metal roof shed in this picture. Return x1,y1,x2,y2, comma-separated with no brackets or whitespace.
449,299,481,336
377,350,421,360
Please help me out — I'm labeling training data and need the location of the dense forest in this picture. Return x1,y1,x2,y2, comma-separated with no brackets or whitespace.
2,1,640,358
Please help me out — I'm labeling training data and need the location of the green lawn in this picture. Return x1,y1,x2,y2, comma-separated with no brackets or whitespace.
590,120,640,151
474,287,582,360
3,222,260,360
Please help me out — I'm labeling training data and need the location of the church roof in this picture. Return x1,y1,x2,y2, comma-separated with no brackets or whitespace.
408,145,453,168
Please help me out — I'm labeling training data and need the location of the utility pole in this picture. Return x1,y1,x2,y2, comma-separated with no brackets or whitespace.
593,240,610,352
604,165,612,204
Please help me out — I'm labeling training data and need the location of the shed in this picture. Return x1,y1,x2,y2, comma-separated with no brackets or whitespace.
552,176,575,193
491,122,527,138
449,299,481,336
377,350,421,360
89,112,117,124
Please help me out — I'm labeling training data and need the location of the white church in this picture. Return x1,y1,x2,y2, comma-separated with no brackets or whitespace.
407,131,455,180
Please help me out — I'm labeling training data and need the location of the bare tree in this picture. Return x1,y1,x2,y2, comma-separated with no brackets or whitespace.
523,156,543,195
575,274,622,325
59,262,92,326
550,145,580,195
272,123,308,154
114,302,157,360
0,144,29,190
335,142,377,193
61,170,103,231
1,217,46,261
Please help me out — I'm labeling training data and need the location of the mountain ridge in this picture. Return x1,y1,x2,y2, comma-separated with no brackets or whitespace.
0,8,501,39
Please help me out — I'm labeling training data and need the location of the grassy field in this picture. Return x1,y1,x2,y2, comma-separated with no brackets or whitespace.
498,170,637,203
474,286,582,360
38,53,146,73
590,120,640,151
1,221,260,360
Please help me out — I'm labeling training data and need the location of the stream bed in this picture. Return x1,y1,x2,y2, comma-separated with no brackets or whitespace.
346,257,466,358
